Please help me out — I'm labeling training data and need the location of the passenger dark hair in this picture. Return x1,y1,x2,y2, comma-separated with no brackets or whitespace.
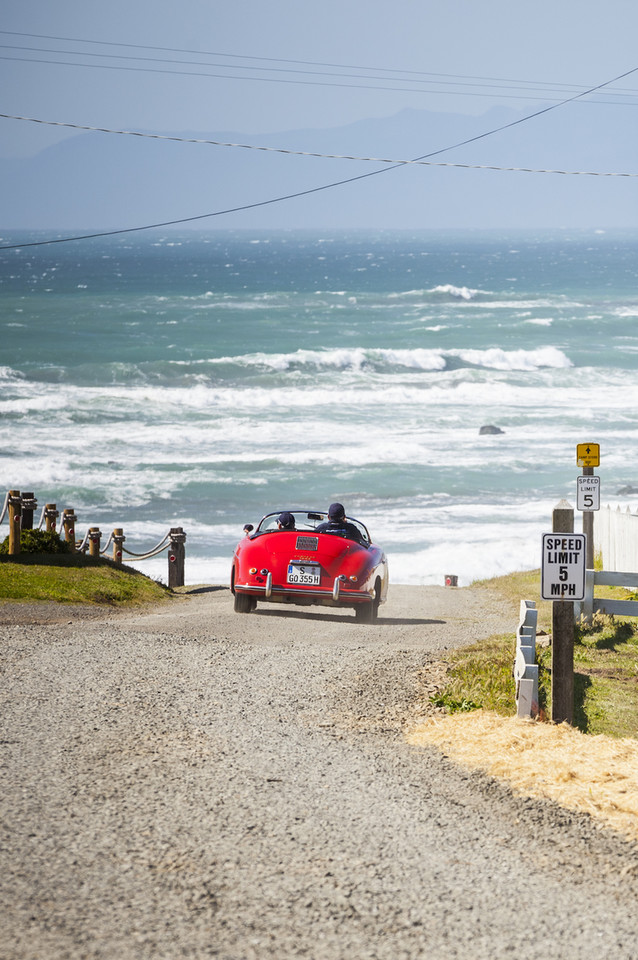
278,511,295,529
328,502,345,521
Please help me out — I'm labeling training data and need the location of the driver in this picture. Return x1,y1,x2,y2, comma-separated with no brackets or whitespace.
316,502,363,542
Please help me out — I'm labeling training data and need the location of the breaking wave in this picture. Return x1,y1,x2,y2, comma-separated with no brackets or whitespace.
205,345,572,374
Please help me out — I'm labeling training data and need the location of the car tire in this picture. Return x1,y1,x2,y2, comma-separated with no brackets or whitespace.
234,592,254,614
355,601,376,623
355,580,381,623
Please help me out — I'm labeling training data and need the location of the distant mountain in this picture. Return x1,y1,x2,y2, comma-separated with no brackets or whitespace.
1,104,636,231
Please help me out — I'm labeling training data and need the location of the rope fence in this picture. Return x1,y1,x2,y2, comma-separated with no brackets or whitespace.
0,489,187,587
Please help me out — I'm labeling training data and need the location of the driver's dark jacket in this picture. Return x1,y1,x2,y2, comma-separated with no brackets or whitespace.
315,520,363,542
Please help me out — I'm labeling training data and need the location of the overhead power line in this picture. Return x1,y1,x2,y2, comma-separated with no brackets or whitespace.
1,31,638,104
5,52,635,103
0,42,617,98
0,29,634,94
1,112,636,178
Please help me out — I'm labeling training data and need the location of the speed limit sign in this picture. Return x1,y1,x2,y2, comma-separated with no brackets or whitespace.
577,475,600,511
541,534,586,600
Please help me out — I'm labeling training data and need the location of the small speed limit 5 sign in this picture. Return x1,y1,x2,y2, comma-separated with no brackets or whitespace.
577,475,600,511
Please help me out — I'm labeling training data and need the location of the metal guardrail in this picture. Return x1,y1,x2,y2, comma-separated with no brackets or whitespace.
514,599,539,719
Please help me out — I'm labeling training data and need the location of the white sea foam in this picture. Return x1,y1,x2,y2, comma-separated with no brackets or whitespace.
429,284,479,300
388,284,484,300
0,366,24,381
205,347,447,373
201,345,571,374
448,346,571,371
4,367,628,447
387,537,541,586
476,298,582,310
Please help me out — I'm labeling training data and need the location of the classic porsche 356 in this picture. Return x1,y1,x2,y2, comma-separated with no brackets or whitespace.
230,509,388,621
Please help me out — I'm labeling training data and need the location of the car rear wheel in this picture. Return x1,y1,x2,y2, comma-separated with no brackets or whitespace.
234,592,254,614
355,599,378,623
355,580,381,623
355,603,373,623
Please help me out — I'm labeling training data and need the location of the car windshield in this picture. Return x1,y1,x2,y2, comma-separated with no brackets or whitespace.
255,510,371,544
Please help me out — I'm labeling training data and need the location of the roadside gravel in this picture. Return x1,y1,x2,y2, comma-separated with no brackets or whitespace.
2,584,638,960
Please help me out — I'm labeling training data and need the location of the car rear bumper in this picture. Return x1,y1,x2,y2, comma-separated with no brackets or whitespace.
234,581,375,606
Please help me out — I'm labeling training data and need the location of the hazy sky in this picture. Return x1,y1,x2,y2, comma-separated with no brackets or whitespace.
2,0,638,232
3,0,638,155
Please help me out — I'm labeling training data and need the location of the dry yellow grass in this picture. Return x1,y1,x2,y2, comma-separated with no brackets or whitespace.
407,711,638,844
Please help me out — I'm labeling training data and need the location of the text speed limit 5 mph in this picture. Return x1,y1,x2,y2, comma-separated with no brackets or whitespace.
541,533,586,600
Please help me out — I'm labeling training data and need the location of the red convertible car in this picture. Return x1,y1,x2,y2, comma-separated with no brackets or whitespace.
230,509,388,621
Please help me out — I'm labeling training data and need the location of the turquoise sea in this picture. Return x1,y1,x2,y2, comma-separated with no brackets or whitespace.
1,228,638,585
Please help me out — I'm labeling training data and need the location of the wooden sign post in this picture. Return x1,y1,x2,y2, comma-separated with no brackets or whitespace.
543,500,581,724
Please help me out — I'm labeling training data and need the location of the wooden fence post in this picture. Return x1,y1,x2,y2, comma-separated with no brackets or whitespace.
21,492,37,531
45,503,59,532
168,527,186,588
62,508,77,549
112,528,125,563
88,527,102,559
551,499,575,724
8,490,21,556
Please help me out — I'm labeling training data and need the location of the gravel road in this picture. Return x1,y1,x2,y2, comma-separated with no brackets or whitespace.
2,584,638,960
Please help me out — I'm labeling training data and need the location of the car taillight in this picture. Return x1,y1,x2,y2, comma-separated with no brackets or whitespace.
249,567,257,574
349,575,358,582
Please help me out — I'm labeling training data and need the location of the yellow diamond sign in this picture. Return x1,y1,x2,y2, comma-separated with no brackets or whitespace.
577,443,600,468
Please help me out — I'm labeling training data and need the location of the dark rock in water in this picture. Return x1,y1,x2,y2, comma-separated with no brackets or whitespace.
479,425,505,435
617,485,638,496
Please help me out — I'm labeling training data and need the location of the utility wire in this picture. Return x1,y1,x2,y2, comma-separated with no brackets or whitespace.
1,63,636,251
2,51,637,105
1,112,636,178
1,29,637,97
8,42,590,92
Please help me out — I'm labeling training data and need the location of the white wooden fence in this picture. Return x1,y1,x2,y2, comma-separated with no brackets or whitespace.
571,505,638,621
574,570,638,621
594,504,638,571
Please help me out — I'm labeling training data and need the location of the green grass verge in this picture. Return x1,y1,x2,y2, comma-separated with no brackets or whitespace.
430,569,638,738
0,553,171,606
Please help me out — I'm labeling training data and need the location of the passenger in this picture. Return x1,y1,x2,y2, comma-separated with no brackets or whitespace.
277,511,296,530
316,502,363,542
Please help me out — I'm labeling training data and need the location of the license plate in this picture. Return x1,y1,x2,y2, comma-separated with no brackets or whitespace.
287,563,321,585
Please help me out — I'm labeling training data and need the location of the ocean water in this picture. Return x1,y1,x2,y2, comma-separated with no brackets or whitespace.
1,228,638,586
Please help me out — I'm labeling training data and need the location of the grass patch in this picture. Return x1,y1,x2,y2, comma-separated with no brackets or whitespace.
570,613,638,738
430,635,516,715
429,569,638,739
0,529,71,555
0,553,171,606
